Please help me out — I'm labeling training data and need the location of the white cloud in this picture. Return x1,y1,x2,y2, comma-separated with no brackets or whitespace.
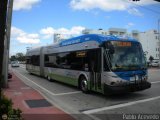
17,34,40,44
40,27,55,39
40,27,55,34
128,8,143,16
40,26,85,39
70,0,128,11
125,22,135,28
11,26,40,44
11,27,25,37
70,0,157,16
13,0,41,11
11,26,85,44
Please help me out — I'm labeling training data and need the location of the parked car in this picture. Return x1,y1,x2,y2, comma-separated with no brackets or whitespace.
151,61,160,67
11,61,19,67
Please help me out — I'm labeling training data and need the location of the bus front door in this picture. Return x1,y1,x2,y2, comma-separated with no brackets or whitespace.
88,49,102,92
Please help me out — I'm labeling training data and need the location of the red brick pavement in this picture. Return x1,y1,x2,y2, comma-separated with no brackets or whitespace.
3,73,74,120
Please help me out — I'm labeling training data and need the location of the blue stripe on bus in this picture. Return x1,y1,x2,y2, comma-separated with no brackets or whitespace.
114,70,147,81
59,34,138,47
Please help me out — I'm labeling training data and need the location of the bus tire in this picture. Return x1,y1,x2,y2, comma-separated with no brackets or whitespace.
80,77,89,93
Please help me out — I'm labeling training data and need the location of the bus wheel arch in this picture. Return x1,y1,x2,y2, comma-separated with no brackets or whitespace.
78,75,89,93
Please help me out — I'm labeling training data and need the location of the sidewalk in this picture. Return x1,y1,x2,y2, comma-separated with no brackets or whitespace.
3,72,74,120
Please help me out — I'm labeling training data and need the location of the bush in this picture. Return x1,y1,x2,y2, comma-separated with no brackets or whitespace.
1,91,23,120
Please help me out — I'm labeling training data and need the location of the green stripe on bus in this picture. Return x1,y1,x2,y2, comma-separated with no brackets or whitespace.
48,73,78,86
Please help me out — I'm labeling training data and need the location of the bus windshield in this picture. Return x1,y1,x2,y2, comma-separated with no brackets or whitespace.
104,41,146,71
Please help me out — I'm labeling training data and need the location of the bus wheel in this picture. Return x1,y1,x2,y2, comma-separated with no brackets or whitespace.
80,77,89,93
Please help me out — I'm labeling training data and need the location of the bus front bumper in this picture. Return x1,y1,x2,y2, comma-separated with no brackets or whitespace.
104,81,151,95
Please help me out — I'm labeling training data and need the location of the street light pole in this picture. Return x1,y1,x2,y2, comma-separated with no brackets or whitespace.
3,0,13,87
0,0,8,105
158,19,160,67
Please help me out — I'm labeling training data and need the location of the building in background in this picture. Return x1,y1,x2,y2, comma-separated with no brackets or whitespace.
82,28,139,38
138,30,159,61
54,33,64,43
54,33,76,43
82,28,127,36
131,30,139,40
108,28,127,36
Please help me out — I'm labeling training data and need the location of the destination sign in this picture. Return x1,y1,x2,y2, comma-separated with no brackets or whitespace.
116,42,132,47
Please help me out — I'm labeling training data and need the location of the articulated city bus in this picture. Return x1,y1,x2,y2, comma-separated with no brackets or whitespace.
26,34,151,94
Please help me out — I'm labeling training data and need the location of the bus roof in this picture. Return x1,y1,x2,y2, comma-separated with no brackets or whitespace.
59,34,138,47
26,34,139,55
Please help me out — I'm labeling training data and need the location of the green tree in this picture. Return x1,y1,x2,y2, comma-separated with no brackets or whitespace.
16,53,25,61
10,55,17,61
10,53,25,62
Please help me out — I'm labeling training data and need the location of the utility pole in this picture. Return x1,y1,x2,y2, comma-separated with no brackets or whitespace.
0,0,8,99
158,19,160,67
3,0,14,88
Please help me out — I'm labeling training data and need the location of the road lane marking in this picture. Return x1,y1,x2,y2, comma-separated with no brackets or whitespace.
17,67,26,71
20,67,25,69
151,81,160,84
54,91,81,96
13,70,81,96
82,96,160,114
14,70,56,96
20,66,25,69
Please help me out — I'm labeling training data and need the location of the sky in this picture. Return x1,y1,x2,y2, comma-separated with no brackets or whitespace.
10,0,160,56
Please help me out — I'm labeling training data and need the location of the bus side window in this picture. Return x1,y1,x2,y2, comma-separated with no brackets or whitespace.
31,55,38,66
45,55,49,61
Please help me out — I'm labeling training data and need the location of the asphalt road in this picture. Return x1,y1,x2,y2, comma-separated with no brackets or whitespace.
11,64,160,120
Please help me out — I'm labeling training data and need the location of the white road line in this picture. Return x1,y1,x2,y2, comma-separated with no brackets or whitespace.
151,81,160,84
13,70,81,96
83,96,160,114
20,66,25,69
14,70,56,96
54,91,81,96
20,65,26,69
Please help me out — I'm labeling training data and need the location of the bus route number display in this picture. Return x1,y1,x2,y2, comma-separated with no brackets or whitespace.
116,42,132,47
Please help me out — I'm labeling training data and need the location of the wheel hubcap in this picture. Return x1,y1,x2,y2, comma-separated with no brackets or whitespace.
81,80,87,91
